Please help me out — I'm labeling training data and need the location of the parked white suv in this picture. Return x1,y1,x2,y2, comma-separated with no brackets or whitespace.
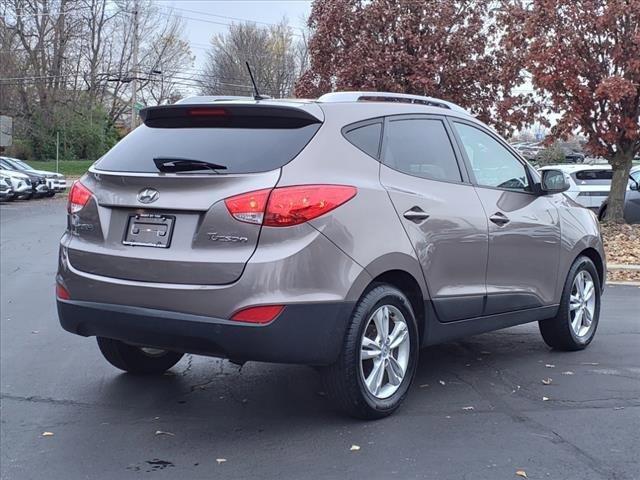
539,164,613,210
0,169,32,199
0,156,67,195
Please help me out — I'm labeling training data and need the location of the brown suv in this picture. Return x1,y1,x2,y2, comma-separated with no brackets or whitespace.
57,92,605,418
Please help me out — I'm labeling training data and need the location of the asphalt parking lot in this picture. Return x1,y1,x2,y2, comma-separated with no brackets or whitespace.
1,197,639,480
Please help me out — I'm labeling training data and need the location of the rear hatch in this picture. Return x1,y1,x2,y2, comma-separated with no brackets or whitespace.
66,102,323,285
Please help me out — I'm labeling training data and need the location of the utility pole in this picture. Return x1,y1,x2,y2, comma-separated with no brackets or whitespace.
130,0,140,131
56,131,60,173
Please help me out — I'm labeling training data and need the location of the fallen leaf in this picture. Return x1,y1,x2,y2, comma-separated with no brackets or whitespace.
154,430,175,436
31,330,39,334
439,380,446,386
562,371,574,375
350,445,361,451
41,431,54,437
216,458,227,464
542,378,553,385
516,470,528,478
462,406,474,411
542,396,550,401
545,364,555,368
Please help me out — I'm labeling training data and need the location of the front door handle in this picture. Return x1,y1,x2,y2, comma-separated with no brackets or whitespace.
403,207,430,223
489,212,510,226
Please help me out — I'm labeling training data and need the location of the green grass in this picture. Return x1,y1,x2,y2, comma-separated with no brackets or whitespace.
25,160,94,177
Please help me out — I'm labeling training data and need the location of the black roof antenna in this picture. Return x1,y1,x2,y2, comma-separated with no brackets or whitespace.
245,61,266,100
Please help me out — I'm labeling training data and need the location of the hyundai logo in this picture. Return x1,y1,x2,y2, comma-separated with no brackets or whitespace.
137,188,159,204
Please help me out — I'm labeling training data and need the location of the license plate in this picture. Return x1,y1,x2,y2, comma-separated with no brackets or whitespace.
123,213,175,248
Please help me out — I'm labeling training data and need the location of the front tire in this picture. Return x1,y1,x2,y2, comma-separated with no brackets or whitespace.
97,337,184,374
539,256,601,351
322,284,419,419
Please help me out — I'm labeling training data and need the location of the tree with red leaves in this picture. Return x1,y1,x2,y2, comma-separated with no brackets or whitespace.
499,0,640,222
295,0,533,133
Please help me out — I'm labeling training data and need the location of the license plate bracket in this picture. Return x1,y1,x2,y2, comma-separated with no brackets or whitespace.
123,213,175,248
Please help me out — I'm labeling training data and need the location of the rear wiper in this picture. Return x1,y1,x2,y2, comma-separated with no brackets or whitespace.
153,157,227,173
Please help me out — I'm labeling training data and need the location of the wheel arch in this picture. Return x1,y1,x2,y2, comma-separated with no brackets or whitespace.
347,253,428,344
367,270,426,343
576,247,605,289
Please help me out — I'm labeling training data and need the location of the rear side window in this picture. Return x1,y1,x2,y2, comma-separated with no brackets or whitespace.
572,170,613,184
343,122,382,159
382,118,462,182
95,106,321,174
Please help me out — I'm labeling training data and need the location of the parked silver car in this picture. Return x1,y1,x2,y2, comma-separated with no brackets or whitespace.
598,165,640,223
57,92,605,418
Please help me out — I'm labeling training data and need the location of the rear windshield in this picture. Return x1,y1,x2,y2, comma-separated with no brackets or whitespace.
94,123,321,174
572,170,613,184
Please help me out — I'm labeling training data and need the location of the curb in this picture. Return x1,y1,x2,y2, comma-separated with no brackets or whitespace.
607,281,640,286
608,264,640,271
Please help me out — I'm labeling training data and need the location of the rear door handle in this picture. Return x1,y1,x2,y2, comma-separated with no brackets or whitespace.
489,212,510,226
403,207,430,223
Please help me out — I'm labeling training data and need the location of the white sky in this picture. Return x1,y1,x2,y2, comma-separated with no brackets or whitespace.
152,0,312,70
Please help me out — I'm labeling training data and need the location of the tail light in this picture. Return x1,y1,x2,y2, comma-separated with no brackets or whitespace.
224,188,271,224
231,305,284,324
225,185,357,227
56,282,71,300
68,181,93,214
187,107,228,116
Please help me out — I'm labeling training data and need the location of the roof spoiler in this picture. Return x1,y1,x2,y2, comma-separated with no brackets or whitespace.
140,104,322,129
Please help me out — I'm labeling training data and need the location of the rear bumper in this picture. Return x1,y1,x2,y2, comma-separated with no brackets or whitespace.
58,299,354,365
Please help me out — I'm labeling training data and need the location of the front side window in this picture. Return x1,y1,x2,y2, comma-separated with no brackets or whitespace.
454,123,530,191
382,118,462,182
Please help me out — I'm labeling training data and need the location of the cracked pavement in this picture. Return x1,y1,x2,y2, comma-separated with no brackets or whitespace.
1,197,639,480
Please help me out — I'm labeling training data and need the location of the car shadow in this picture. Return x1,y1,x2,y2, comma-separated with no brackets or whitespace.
96,325,556,424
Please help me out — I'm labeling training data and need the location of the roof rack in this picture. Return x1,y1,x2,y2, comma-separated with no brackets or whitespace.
175,95,271,105
316,91,468,114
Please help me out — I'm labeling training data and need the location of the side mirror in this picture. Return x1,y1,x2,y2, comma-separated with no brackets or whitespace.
630,181,639,192
540,169,570,194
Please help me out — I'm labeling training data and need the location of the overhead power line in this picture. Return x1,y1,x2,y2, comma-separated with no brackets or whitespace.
155,10,303,38
158,5,306,33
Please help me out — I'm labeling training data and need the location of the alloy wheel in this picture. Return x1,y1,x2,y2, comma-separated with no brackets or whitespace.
569,270,596,338
359,305,411,399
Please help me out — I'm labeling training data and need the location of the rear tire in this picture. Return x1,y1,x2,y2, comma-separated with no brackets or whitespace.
322,284,419,419
539,256,601,351
97,337,184,374
598,206,607,221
